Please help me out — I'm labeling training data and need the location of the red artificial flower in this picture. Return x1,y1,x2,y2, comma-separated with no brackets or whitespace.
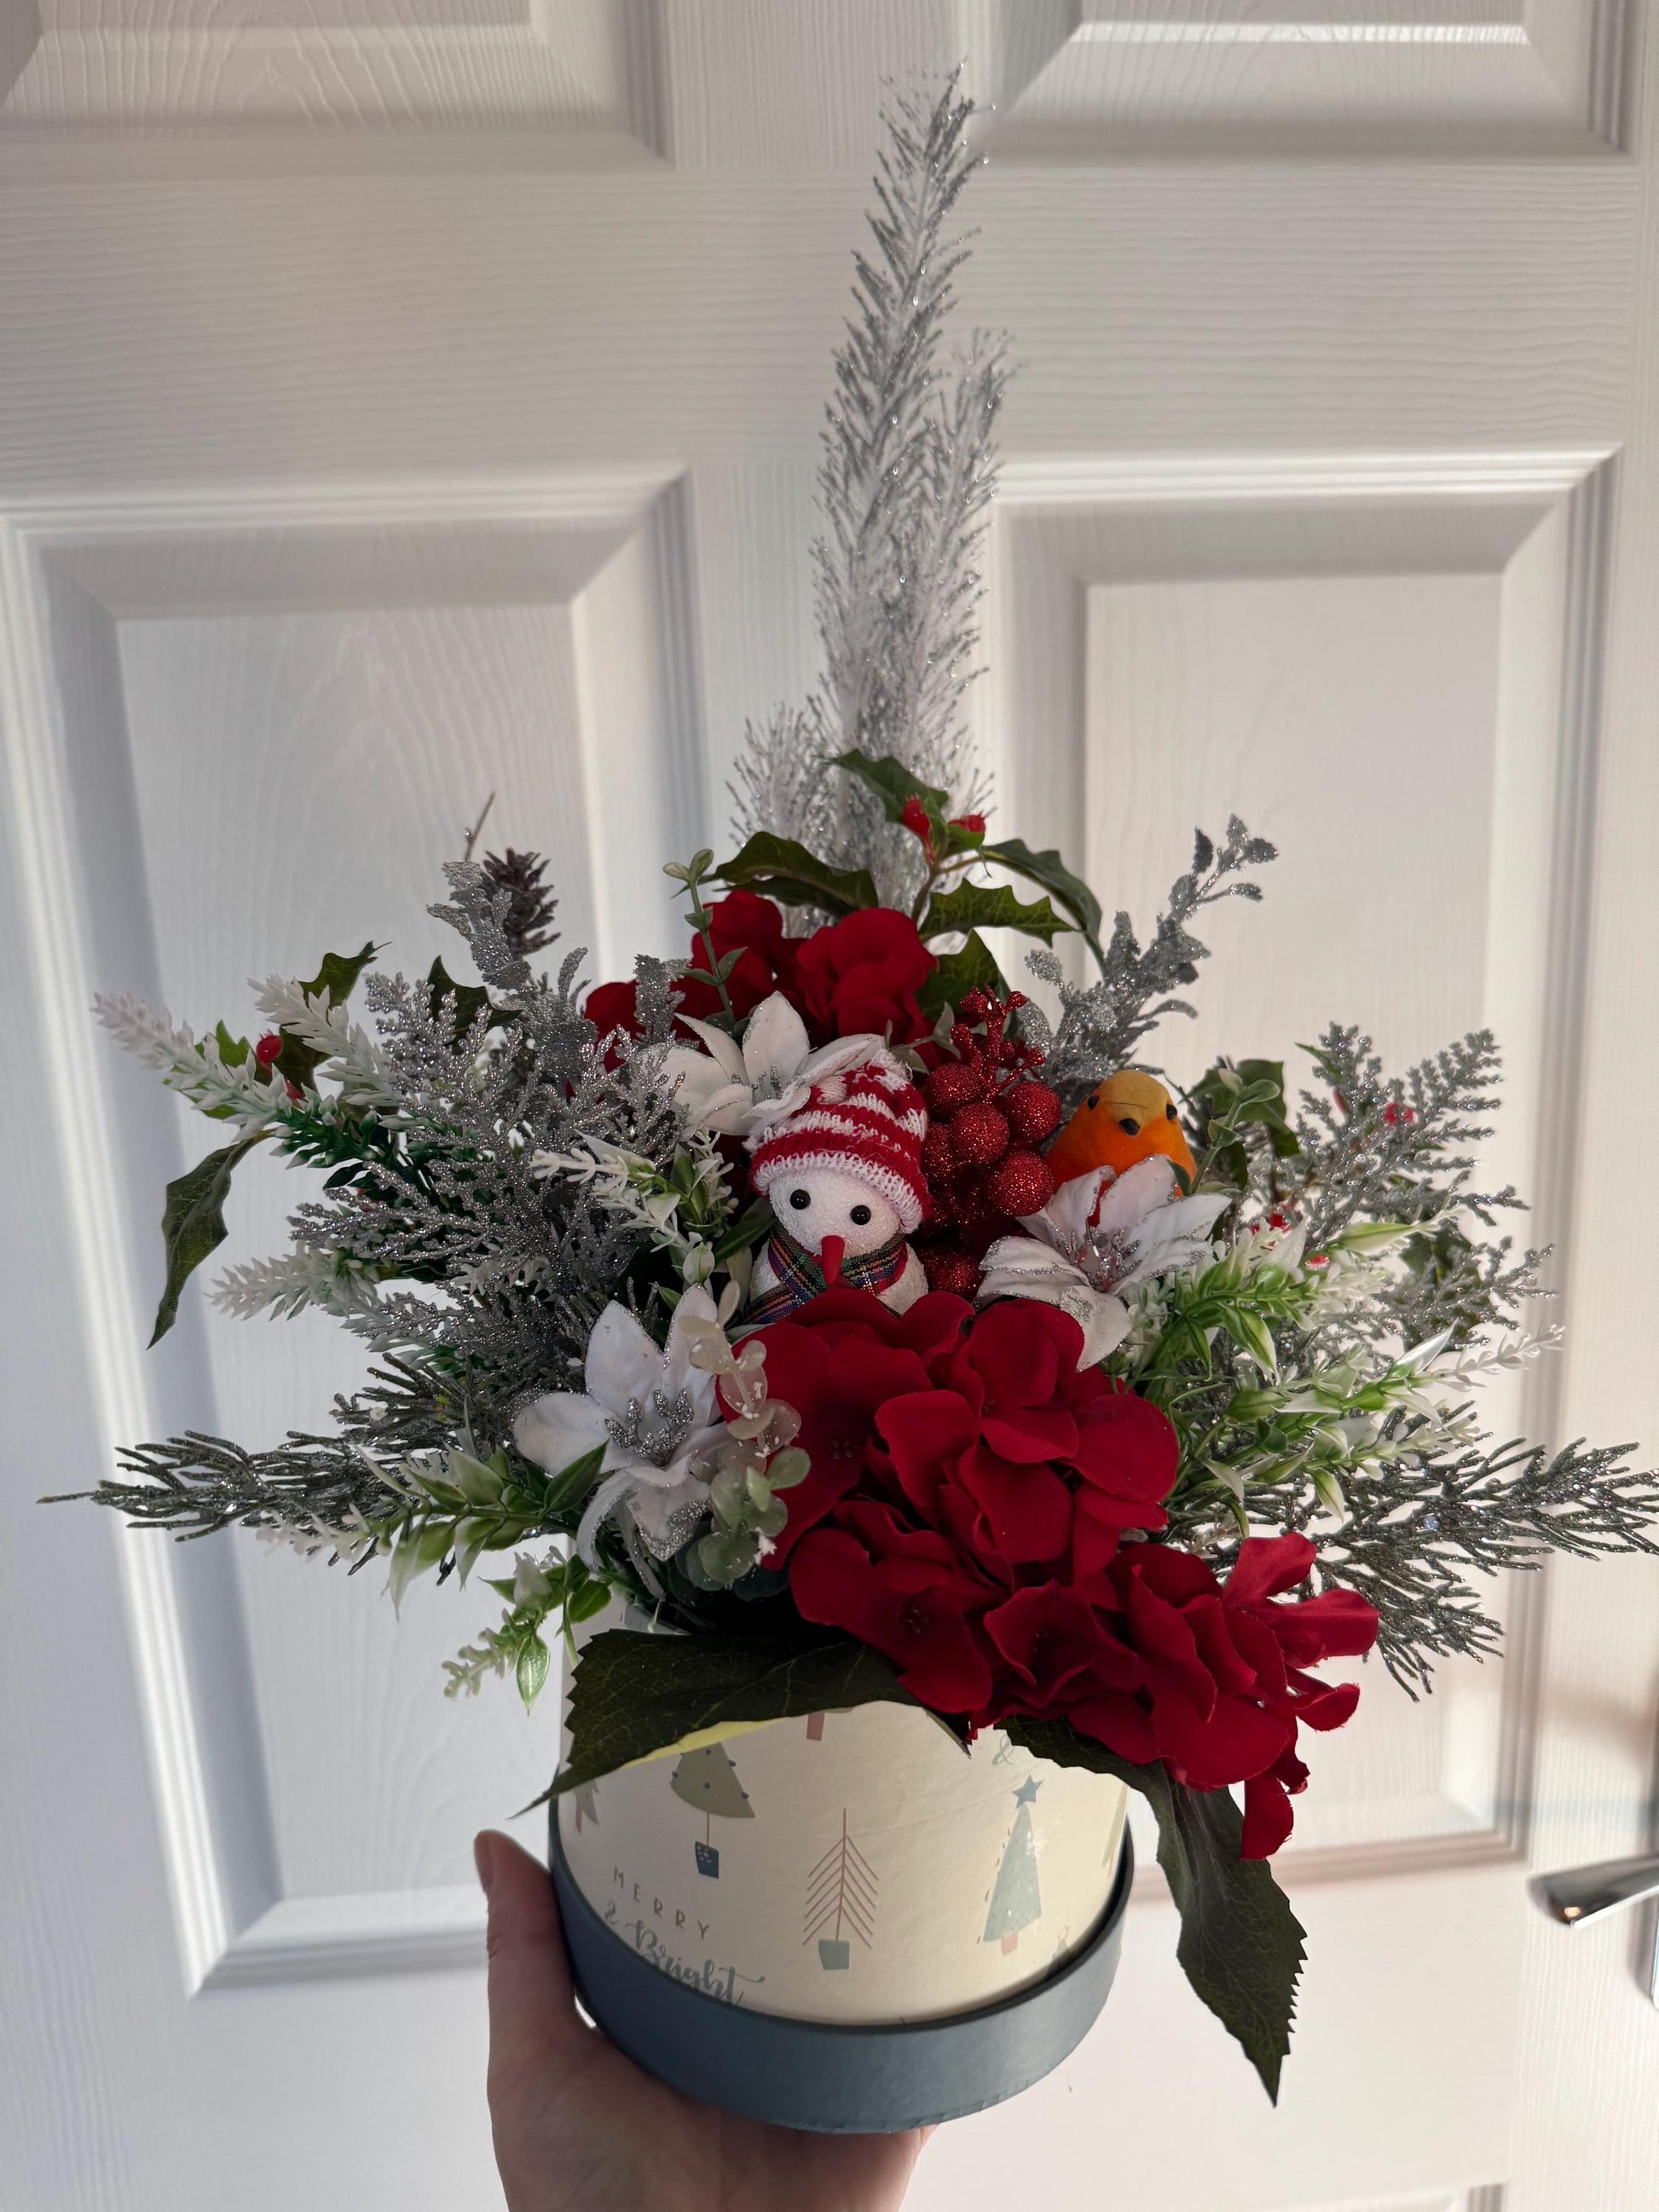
584,890,798,1042
770,1288,1177,1606
790,1504,996,1711
1067,1533,1379,1857
584,978,642,1040
723,1291,952,1561
687,890,797,1023
792,908,938,1045
754,1287,1377,1857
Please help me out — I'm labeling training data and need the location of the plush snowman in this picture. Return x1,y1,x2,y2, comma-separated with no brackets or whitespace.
745,1052,930,1322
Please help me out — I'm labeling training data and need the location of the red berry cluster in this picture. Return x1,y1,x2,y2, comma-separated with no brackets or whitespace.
917,989,1062,1291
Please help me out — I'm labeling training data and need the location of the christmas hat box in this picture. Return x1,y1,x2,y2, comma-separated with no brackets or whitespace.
549,1614,1133,2134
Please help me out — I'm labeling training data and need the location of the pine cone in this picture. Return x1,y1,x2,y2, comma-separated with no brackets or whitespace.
482,847,558,957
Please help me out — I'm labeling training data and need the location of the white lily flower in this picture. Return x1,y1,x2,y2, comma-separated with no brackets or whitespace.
660,990,885,1141
978,1157,1232,1366
513,1285,727,1565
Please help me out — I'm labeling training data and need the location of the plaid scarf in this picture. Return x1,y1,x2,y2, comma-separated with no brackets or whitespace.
746,1223,909,1325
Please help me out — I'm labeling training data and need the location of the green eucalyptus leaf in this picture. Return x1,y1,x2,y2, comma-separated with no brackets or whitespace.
978,838,1104,950
921,880,1074,946
148,1133,266,1345
1006,1719,1304,2104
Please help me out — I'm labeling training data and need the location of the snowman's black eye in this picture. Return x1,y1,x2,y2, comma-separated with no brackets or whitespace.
1118,1117,1141,1135
789,1188,811,1211
850,1204,871,1227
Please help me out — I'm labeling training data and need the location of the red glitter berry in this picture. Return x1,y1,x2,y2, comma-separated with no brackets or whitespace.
950,1100,1010,1168
923,1061,986,1116
921,1124,957,1181
254,1032,284,1068
922,1248,981,1297
986,1148,1055,1219
1003,1081,1061,1145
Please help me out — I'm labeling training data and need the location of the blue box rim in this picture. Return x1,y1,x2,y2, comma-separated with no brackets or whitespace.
548,1809,1134,2132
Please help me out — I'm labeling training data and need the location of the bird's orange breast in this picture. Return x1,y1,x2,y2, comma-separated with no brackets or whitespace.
1044,1071,1196,1189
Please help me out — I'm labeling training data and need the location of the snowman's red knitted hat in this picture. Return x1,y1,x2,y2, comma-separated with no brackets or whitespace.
749,1052,929,1234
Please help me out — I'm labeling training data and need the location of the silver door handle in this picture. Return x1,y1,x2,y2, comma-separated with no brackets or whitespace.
1529,1854,1659,1926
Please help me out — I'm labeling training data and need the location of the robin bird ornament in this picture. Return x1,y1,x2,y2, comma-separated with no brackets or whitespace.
1043,1069,1197,1191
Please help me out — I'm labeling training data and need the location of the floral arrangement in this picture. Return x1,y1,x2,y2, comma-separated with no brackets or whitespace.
64,80,1658,2101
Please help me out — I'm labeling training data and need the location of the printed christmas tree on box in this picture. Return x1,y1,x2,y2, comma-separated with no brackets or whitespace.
984,1778,1043,1955
670,1742,754,1878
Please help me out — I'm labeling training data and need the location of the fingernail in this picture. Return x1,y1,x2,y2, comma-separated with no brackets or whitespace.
473,1832,494,1895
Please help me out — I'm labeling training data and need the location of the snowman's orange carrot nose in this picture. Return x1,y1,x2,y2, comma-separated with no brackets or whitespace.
819,1235,845,1285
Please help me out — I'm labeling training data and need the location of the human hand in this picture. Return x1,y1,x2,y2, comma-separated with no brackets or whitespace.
477,1829,931,2212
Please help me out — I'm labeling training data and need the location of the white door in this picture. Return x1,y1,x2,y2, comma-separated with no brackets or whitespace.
3,8,1658,2209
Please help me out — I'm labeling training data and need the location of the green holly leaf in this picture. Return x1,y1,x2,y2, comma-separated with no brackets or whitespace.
299,941,379,1006
268,941,380,1093
712,834,878,916
917,931,1009,1019
922,880,1074,946
427,956,511,1037
148,1133,266,1345
830,750,951,827
213,1020,251,1068
530,1630,948,1806
980,838,1103,951
1008,1719,1305,2103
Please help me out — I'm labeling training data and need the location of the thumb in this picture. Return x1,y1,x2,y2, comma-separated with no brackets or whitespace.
477,1829,584,2077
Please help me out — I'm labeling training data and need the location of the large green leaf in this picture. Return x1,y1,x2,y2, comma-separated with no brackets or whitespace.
917,931,1009,1019
537,1630,938,1803
300,941,379,1005
922,880,1074,946
148,1133,266,1345
712,834,879,916
830,749,951,827
980,838,1104,951
275,940,380,1091
1008,1719,1305,2103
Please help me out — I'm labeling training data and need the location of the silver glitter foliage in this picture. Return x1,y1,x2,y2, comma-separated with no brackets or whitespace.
730,73,1008,907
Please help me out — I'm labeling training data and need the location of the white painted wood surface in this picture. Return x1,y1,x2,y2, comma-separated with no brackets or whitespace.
3,4,1658,2207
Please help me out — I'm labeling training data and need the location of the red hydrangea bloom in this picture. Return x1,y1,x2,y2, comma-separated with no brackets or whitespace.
749,1287,1379,1857
791,908,938,1045
584,890,797,1040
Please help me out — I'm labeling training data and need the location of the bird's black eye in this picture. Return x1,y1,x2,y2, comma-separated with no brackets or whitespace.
1086,1092,1101,1112
1118,1116,1140,1135
1165,1102,1178,1121
789,1188,811,1211
850,1204,871,1227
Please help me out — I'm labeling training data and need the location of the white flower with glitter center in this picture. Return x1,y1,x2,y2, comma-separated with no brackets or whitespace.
977,1157,1232,1366
513,1285,726,1564
659,990,886,1142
